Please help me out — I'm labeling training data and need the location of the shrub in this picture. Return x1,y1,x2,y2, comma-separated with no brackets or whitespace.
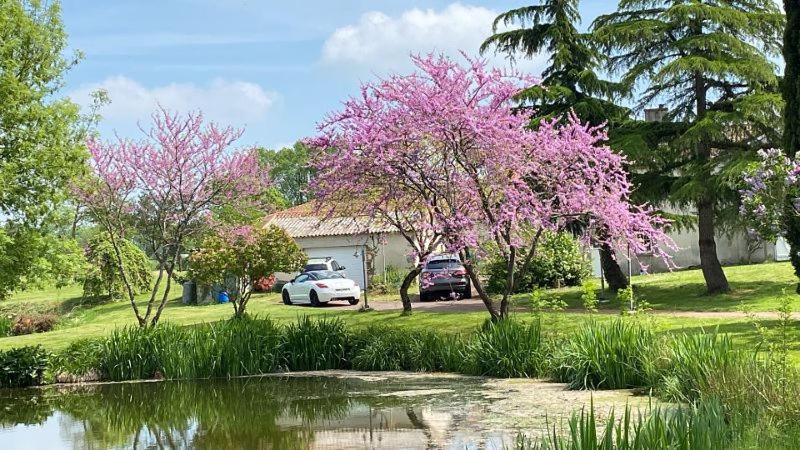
253,274,277,292
83,233,152,300
469,319,546,377
369,266,410,294
0,345,49,388
0,315,12,337
281,317,349,371
10,313,58,336
49,339,104,381
485,231,590,293
552,319,656,389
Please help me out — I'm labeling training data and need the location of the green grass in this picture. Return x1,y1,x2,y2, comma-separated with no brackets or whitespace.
515,261,800,312
1,262,799,361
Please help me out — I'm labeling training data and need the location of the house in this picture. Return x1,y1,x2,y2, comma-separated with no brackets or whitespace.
264,202,415,289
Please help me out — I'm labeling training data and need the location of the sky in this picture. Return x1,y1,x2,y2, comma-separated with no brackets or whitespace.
61,1,613,149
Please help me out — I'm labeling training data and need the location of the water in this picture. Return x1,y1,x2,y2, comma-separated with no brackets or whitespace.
0,371,649,449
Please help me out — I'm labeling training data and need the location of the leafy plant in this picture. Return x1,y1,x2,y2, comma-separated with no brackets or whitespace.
486,231,591,294
281,317,349,371
469,318,547,377
83,233,152,301
0,345,49,388
553,319,656,389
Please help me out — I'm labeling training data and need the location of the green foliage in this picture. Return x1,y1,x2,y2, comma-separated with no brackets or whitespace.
486,231,590,293
368,265,408,294
581,280,599,312
83,233,152,300
0,345,49,388
516,399,731,450
0,315,11,337
480,0,629,127
281,317,349,371
100,324,180,381
259,142,314,207
190,225,306,316
657,333,738,403
49,338,103,379
0,0,88,299
553,319,656,389
350,326,467,373
469,318,547,377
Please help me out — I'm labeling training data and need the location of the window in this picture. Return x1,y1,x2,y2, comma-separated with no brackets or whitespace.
331,260,341,271
294,274,309,283
426,259,460,270
314,270,345,280
305,263,328,271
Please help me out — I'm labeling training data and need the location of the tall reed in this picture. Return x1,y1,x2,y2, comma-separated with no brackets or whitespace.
552,319,656,389
469,318,547,377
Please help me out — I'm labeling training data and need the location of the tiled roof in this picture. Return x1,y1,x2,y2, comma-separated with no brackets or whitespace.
264,202,394,238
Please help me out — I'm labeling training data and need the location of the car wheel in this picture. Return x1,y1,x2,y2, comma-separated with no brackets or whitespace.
310,290,321,307
282,290,292,305
419,292,429,302
348,298,360,305
462,284,472,299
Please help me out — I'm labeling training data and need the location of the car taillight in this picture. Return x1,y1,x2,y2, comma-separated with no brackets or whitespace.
453,269,467,277
315,282,329,288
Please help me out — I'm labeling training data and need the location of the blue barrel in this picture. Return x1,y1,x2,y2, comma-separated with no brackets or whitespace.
217,291,230,304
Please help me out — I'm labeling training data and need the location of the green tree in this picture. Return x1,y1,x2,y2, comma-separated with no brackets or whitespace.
593,0,784,294
259,142,314,207
783,0,800,291
83,233,152,301
0,0,86,298
189,225,306,317
481,0,631,290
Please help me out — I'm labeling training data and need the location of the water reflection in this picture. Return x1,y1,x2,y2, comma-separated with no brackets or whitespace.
1,374,517,449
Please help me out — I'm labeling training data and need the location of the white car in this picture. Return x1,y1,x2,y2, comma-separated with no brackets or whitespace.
282,270,361,306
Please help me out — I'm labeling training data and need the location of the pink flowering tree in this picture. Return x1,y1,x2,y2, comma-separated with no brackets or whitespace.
310,54,674,320
75,108,271,326
189,224,306,317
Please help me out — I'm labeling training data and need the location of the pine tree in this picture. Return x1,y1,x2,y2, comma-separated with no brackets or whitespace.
784,0,800,290
481,0,631,290
594,0,784,294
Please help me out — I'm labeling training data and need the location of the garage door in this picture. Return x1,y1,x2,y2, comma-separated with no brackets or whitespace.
304,246,367,289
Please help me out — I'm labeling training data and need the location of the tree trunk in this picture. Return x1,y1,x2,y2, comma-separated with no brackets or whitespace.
399,265,422,313
599,244,628,291
698,197,729,293
694,70,730,294
784,0,800,292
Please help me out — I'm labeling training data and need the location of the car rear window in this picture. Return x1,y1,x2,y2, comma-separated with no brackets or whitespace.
425,259,461,269
305,263,328,271
313,270,345,280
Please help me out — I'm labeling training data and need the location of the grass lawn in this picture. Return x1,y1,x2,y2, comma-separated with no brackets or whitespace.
1,262,799,360
515,261,800,312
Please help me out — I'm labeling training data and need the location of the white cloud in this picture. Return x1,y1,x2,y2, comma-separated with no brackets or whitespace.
321,3,548,75
69,76,279,130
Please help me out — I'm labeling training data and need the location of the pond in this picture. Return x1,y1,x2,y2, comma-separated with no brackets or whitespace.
0,371,651,449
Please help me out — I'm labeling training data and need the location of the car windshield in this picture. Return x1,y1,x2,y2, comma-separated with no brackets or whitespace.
305,263,328,271
311,270,345,280
426,259,461,270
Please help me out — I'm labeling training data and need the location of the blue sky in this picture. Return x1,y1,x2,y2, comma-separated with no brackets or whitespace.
61,1,611,149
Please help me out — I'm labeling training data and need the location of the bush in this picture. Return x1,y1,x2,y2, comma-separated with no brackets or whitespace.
49,339,104,381
552,319,656,389
83,233,152,301
369,266,410,294
100,324,182,381
10,313,58,336
656,333,738,403
469,319,547,377
0,345,49,388
485,231,590,293
0,315,12,337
